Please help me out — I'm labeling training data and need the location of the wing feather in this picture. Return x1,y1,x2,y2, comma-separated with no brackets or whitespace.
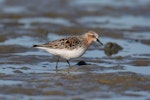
39,36,83,50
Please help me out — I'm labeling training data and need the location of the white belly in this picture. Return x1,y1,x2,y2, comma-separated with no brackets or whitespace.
36,47,86,60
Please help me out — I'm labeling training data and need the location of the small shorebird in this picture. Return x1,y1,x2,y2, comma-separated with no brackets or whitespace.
33,31,103,72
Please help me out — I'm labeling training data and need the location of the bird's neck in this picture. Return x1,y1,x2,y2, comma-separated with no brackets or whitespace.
82,36,93,47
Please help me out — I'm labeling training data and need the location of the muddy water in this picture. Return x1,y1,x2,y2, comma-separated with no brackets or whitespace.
0,0,150,100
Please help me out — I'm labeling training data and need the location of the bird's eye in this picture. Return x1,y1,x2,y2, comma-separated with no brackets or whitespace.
91,35,95,38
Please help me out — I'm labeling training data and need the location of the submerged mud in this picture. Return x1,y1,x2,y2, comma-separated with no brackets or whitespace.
0,0,150,100
0,72,149,100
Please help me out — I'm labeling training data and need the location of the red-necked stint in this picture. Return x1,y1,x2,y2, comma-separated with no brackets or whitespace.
33,31,103,73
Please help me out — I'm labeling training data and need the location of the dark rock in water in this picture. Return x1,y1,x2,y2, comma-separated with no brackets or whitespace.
0,34,7,42
104,42,123,56
77,61,87,65
13,70,23,73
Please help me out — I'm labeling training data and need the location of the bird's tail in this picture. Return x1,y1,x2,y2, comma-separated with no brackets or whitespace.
33,45,40,47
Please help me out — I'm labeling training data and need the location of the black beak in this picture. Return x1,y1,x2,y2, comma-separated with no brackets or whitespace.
97,39,103,46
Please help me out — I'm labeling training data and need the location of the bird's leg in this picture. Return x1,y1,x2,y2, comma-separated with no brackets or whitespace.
56,57,60,72
67,60,71,66
67,60,71,73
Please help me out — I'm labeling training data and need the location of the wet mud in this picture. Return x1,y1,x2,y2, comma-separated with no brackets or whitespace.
0,0,150,100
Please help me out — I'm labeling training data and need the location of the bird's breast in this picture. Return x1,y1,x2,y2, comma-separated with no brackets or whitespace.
57,47,86,60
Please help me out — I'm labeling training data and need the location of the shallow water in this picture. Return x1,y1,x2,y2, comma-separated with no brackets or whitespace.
0,0,150,100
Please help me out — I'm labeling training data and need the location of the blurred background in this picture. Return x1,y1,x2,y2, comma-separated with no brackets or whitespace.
0,0,150,100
